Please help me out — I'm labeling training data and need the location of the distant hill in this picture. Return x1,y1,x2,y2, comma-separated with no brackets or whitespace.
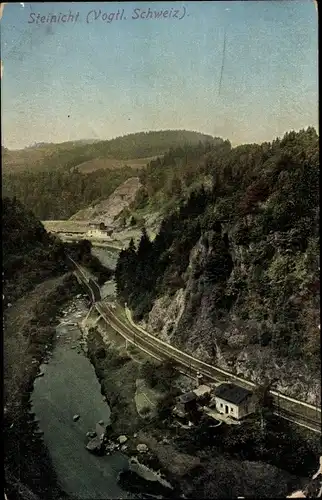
25,139,101,149
3,130,217,175
2,130,220,220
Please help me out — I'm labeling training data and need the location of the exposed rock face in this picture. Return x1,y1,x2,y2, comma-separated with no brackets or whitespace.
142,234,321,405
70,177,142,224
142,290,185,344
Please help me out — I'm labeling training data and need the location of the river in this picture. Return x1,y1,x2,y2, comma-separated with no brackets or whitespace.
31,298,131,499
31,247,164,499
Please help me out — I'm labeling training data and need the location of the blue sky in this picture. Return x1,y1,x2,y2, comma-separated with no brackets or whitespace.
1,1,318,149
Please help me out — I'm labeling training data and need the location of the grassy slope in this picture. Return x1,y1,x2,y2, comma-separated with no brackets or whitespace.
74,155,160,174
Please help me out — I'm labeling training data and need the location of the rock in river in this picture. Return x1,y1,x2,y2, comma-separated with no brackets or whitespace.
86,436,104,455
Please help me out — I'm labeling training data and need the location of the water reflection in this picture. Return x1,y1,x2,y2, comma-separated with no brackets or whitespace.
31,300,130,499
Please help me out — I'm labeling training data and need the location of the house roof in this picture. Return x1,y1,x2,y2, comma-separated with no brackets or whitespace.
177,391,197,404
214,383,252,405
193,385,212,398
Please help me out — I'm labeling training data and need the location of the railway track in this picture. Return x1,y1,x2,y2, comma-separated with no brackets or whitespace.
73,265,321,434
96,302,321,433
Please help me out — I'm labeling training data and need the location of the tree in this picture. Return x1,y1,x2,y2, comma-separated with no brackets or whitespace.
115,238,137,302
137,228,153,261
239,180,270,215
167,176,183,198
253,380,274,432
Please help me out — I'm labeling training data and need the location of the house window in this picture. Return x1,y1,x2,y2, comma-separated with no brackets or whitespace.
230,408,234,413
220,403,223,408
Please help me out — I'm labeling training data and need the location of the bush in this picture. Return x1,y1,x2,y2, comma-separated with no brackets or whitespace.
140,406,151,416
95,347,106,359
140,359,179,391
140,360,159,388
156,387,181,420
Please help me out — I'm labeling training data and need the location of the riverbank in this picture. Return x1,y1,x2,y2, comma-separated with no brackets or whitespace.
4,273,83,500
86,320,320,498
87,324,144,437
86,324,191,496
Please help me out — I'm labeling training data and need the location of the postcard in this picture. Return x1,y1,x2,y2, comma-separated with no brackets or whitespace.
2,2,320,500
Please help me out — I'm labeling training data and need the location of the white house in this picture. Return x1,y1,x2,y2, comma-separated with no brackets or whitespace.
86,229,106,239
214,383,255,420
86,222,113,238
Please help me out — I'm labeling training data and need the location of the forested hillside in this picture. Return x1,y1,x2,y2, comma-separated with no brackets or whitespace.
2,167,139,220
134,139,228,209
2,197,111,304
3,130,217,219
3,196,114,500
115,128,320,402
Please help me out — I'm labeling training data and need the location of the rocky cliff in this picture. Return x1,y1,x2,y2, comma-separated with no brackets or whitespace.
141,232,320,405
70,177,142,225
116,128,320,406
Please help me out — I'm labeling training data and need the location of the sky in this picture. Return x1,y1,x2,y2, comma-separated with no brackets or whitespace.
1,1,318,150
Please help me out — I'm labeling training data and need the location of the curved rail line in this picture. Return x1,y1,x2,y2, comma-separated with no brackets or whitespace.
125,306,321,412
71,261,321,434
96,302,321,434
